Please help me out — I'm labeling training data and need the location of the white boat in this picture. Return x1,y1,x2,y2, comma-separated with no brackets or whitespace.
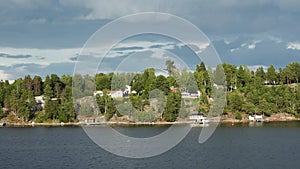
189,114,208,124
0,122,6,127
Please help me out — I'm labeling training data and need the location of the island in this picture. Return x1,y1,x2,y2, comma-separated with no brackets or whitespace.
1,60,300,126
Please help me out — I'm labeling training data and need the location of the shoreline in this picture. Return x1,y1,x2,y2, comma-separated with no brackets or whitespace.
3,118,300,127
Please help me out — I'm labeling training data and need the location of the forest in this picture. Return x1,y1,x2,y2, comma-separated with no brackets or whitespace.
1,60,300,123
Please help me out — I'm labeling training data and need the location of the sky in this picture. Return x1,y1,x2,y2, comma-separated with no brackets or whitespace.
1,0,300,80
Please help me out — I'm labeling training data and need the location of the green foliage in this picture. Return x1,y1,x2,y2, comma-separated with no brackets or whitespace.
78,102,93,117
132,111,156,122
163,92,181,122
0,105,6,119
214,64,226,85
2,60,300,123
234,111,242,120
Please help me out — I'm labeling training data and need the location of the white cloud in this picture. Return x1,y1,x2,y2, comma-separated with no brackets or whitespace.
82,41,182,59
224,39,231,45
230,48,240,52
287,42,300,50
61,0,169,20
247,40,261,49
247,65,268,71
0,47,79,66
0,70,12,80
0,41,185,70
248,44,256,49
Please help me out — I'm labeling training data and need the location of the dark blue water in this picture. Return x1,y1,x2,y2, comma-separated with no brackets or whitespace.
1,122,300,169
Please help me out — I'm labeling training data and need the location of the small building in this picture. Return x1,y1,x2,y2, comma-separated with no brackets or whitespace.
109,90,123,98
84,117,96,124
170,86,179,93
124,85,131,95
93,91,103,97
181,92,191,98
181,91,201,99
35,96,45,108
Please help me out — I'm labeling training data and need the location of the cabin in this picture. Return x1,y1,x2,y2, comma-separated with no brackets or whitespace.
93,85,132,98
84,117,96,124
181,91,201,99
109,90,123,98
123,85,131,95
34,96,45,108
93,91,103,97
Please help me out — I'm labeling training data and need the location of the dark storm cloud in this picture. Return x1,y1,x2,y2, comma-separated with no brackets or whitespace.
1,0,300,79
0,53,32,59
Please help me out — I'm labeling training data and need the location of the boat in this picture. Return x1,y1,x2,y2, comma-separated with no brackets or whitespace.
0,122,6,127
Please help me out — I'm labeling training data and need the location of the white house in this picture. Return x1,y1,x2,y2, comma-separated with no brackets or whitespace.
34,96,45,108
93,91,103,97
124,85,131,94
109,90,123,98
181,92,191,98
181,91,201,99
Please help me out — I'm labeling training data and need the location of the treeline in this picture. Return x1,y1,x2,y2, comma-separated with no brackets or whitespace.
221,62,300,119
1,61,300,122
0,74,76,122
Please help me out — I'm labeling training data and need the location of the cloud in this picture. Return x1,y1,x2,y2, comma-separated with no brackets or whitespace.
63,0,165,20
230,48,240,53
248,40,261,49
82,40,184,59
247,65,268,71
0,47,79,66
229,39,261,51
287,42,300,50
0,70,12,80
0,53,32,59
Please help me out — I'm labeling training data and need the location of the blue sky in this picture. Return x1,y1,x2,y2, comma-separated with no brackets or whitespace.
1,0,300,79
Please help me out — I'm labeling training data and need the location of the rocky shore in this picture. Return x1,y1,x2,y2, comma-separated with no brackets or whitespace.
3,116,300,127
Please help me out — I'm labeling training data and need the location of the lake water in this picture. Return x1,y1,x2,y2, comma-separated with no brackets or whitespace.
1,122,300,169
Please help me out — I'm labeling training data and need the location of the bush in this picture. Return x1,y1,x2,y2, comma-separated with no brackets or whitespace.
234,112,242,120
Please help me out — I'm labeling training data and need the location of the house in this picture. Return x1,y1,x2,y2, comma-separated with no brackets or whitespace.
93,85,132,98
213,83,226,89
34,96,45,108
109,90,123,98
170,86,179,92
181,92,191,98
123,85,131,95
84,117,96,124
93,90,103,97
181,91,201,99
